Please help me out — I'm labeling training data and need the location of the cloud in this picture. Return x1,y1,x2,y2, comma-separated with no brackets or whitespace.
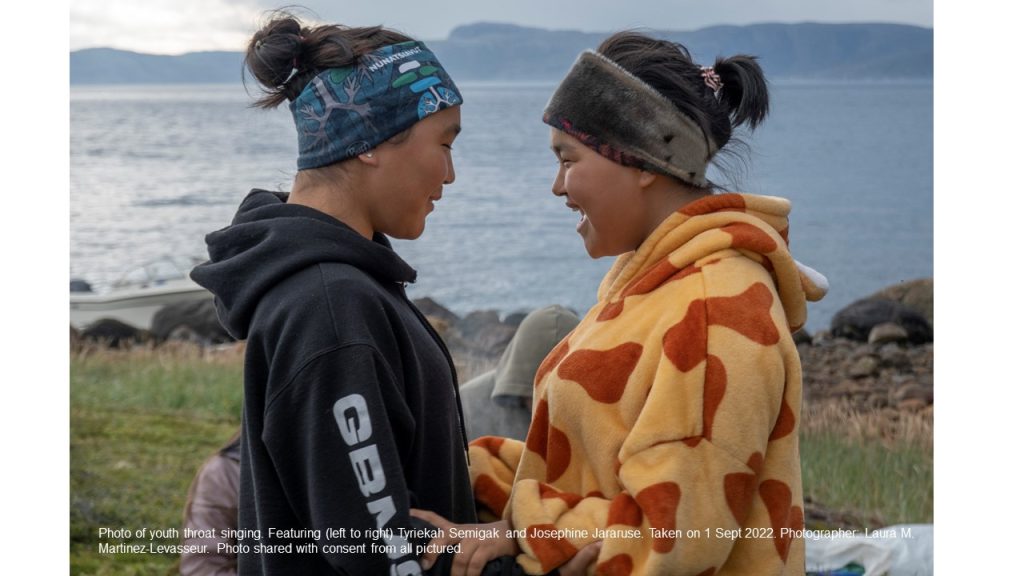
71,0,259,54
71,0,933,54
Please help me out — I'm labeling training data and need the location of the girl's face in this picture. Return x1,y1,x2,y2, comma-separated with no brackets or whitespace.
370,106,461,239
550,128,650,258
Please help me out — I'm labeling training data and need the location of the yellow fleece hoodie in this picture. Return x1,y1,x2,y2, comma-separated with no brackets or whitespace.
469,194,827,575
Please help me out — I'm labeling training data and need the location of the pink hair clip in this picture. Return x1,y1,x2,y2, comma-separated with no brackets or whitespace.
701,66,723,99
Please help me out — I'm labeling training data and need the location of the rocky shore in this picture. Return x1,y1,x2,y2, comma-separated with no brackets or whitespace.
424,279,934,424
72,279,934,422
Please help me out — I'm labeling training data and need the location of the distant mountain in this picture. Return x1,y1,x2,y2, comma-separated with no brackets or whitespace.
70,22,932,85
71,48,246,84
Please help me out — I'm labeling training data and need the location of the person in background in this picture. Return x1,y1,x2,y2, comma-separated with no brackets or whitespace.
460,305,580,442
180,431,241,576
418,31,828,575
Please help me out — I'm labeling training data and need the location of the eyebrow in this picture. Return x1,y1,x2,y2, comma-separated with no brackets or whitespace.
551,141,574,156
444,124,462,137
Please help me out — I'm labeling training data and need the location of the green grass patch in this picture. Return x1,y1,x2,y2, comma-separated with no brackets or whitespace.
71,346,242,575
70,345,933,573
800,403,933,529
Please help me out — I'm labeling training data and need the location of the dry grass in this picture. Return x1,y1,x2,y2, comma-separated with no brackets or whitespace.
800,400,933,529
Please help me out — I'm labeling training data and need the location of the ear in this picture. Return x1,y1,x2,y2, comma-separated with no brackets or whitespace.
637,169,657,189
355,151,379,167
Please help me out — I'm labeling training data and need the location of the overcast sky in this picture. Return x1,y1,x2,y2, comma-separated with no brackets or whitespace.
70,0,933,55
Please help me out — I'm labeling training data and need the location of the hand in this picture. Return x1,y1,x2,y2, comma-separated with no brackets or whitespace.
409,509,461,572
410,509,519,576
558,541,602,576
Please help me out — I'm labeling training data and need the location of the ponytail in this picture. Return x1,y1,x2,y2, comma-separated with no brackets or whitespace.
713,55,770,130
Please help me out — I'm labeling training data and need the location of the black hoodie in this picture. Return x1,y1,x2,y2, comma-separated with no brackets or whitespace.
191,190,476,575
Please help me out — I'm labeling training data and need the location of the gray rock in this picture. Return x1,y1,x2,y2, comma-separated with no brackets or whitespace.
502,312,529,327
868,322,909,345
457,310,502,340
870,278,933,327
81,318,149,347
792,328,812,345
151,298,233,345
878,343,912,371
847,355,880,378
413,297,460,326
831,298,933,344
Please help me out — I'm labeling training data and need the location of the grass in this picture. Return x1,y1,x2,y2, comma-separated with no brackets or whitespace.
70,343,933,574
70,343,243,575
800,401,933,529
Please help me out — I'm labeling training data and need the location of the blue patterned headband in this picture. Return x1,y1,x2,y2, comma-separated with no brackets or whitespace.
290,41,463,170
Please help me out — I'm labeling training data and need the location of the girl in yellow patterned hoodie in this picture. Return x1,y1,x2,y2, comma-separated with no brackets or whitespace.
414,31,828,576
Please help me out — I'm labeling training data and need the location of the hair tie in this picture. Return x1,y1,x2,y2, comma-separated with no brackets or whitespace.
701,66,723,99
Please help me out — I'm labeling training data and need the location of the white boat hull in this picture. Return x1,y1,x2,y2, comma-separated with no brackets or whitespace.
70,280,212,331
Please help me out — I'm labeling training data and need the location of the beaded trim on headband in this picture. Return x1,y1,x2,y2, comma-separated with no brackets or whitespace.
542,50,716,187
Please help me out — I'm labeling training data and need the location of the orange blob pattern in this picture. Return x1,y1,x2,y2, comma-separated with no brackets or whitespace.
536,338,571,387
557,343,644,404
707,283,780,346
759,480,803,562
607,493,644,527
663,300,709,373
474,436,505,459
539,482,583,508
526,523,579,572
681,193,747,216
703,355,727,442
769,401,796,441
474,474,509,518
635,482,682,553
525,399,550,459
722,222,779,254
545,425,573,482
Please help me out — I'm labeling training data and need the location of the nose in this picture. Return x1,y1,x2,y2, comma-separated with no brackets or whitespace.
551,168,566,197
444,153,456,185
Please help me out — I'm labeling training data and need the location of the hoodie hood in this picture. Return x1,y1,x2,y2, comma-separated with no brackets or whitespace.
492,305,580,402
597,193,828,332
190,189,416,339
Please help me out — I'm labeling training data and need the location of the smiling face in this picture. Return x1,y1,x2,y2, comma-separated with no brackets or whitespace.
368,106,461,239
550,128,652,258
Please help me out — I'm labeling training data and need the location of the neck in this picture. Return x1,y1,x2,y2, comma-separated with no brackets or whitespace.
288,173,374,240
642,177,711,240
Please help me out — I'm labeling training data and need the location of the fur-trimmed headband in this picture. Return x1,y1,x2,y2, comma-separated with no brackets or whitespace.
543,50,716,187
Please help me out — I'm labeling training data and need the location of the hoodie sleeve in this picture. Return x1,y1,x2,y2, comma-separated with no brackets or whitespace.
262,343,448,575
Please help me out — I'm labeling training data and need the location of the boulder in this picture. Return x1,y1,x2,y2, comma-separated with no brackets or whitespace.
502,312,529,328
792,328,812,345
830,298,933,344
413,297,460,326
81,318,149,347
878,343,912,371
456,311,516,354
868,322,909,345
151,299,233,345
847,354,880,378
870,278,933,327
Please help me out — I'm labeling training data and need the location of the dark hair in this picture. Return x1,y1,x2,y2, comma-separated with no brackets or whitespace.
245,12,414,109
596,31,770,184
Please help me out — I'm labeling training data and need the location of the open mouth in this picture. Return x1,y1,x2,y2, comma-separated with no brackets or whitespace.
568,203,587,232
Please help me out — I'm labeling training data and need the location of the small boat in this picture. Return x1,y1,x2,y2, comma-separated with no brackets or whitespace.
70,256,211,330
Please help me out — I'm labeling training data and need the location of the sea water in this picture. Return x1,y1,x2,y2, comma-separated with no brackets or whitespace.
70,80,932,332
